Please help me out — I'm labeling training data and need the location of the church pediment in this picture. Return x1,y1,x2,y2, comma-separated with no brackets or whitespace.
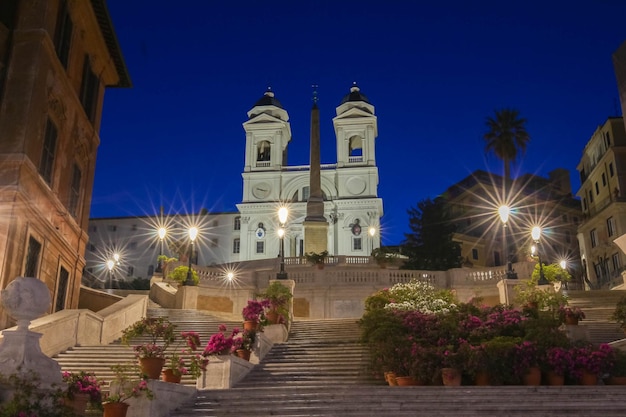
333,106,376,120
244,112,288,126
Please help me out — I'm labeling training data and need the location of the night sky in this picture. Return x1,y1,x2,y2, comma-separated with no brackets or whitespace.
93,0,626,246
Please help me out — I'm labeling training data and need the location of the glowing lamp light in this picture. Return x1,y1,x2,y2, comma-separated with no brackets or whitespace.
531,226,541,242
560,260,567,269
369,226,376,237
158,227,167,240
113,253,120,264
188,226,199,242
498,205,510,224
106,259,115,271
278,228,285,238
226,272,234,281
531,245,536,256
278,207,288,224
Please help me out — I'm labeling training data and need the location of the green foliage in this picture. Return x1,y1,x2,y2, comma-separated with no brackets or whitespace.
257,281,293,324
611,296,626,327
401,197,462,271
514,280,567,318
167,265,199,285
0,371,73,417
304,250,328,265
483,108,530,179
382,280,457,314
104,364,153,403
481,336,522,384
611,349,626,377
121,317,176,348
531,263,571,283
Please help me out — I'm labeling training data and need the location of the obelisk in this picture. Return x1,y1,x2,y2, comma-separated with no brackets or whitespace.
303,86,328,254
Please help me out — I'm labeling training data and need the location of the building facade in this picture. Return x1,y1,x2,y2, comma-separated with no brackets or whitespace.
0,0,129,326
576,117,626,289
445,170,582,283
85,85,383,285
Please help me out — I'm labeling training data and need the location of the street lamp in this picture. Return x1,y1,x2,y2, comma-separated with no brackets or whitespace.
184,226,198,286
276,207,288,280
106,259,115,289
369,226,376,255
498,205,517,279
531,226,549,286
156,226,167,273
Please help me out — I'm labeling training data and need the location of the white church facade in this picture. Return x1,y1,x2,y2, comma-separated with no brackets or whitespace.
84,85,383,284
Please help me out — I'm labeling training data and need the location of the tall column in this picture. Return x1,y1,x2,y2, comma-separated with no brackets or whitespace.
304,89,328,254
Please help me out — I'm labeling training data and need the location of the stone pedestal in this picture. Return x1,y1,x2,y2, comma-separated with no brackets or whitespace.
497,278,519,305
251,332,273,364
563,324,590,343
196,355,254,390
262,324,288,344
126,379,196,417
0,277,61,388
175,285,198,309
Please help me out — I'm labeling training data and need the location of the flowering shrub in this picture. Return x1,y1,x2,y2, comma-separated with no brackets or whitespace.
242,299,270,322
559,306,585,322
122,317,176,359
383,280,457,314
62,371,101,404
545,347,574,376
0,370,72,417
203,325,240,356
571,343,614,377
512,341,540,378
164,331,208,378
232,329,257,352
103,364,154,404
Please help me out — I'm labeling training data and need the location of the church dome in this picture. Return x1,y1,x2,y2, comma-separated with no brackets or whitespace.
340,83,370,105
253,87,283,109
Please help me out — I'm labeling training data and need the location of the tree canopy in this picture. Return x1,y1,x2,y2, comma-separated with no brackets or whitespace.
401,197,462,270
483,108,530,179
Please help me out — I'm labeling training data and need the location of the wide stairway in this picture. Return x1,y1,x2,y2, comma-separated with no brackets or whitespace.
566,289,625,344
55,303,626,416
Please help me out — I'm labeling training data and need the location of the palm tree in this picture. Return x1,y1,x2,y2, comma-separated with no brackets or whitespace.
483,108,530,179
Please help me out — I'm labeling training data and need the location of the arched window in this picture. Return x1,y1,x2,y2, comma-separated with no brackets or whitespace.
348,135,363,157
257,141,271,161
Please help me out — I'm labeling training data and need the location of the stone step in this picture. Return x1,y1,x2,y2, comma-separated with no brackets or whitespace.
171,386,626,416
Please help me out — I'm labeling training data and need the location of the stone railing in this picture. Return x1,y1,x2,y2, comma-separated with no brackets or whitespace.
0,293,147,355
167,259,537,320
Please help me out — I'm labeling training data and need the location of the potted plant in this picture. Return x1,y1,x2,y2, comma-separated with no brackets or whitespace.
606,348,626,385
558,306,585,325
305,250,328,269
156,255,177,274
571,343,614,384
242,299,270,330
544,346,574,385
611,296,626,332
512,340,541,385
62,370,102,415
103,364,154,417
231,329,256,361
202,324,239,356
162,331,207,383
167,265,199,286
257,281,293,324
121,317,176,379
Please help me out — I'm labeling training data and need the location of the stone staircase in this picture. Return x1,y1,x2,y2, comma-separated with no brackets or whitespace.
566,290,625,344
54,309,241,387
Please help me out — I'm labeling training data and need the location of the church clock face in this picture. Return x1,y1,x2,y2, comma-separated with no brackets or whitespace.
252,182,271,199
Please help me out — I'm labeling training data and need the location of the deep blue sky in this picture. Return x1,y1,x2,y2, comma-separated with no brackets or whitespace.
93,0,626,246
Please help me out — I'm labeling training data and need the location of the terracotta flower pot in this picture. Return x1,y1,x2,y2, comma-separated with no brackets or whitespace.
243,320,258,331
522,366,542,386
565,315,579,325
139,357,165,379
441,368,461,386
474,371,490,386
384,371,397,386
236,349,251,361
579,369,598,385
64,393,90,416
162,368,182,383
546,370,565,386
103,402,129,417
395,376,420,386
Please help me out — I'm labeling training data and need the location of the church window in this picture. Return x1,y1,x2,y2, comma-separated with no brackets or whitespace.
352,237,362,251
302,187,310,201
610,162,615,177
55,266,69,312
256,241,264,254
257,141,271,161
234,216,241,230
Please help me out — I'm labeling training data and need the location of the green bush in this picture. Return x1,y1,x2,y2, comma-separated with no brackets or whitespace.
167,265,199,286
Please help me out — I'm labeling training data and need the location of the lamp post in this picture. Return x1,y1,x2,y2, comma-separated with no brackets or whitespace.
156,226,167,273
531,226,549,285
369,226,376,256
498,205,517,279
276,207,288,280
184,226,198,286
106,259,115,289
